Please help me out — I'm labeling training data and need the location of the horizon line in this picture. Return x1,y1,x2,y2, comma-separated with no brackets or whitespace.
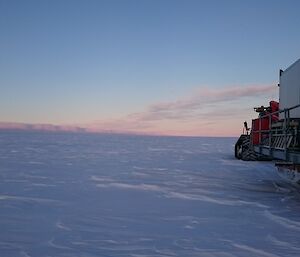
0,121,238,138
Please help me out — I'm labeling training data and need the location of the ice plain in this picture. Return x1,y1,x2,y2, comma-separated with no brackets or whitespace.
0,131,300,257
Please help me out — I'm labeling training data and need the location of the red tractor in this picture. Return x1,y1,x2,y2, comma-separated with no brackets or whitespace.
235,101,279,161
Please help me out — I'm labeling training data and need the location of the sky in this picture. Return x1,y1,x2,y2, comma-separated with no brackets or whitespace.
0,0,300,136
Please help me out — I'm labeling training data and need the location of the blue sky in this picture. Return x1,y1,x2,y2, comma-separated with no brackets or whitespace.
1,0,300,135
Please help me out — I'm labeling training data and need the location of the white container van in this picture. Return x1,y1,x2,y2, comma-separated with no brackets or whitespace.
279,59,300,119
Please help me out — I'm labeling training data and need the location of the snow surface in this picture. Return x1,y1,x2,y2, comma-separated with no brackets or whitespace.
0,132,300,257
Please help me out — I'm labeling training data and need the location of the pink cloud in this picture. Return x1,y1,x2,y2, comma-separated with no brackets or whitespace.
142,84,276,119
87,84,278,136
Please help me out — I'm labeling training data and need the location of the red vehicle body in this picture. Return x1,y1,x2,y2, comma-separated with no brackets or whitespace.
251,101,279,145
